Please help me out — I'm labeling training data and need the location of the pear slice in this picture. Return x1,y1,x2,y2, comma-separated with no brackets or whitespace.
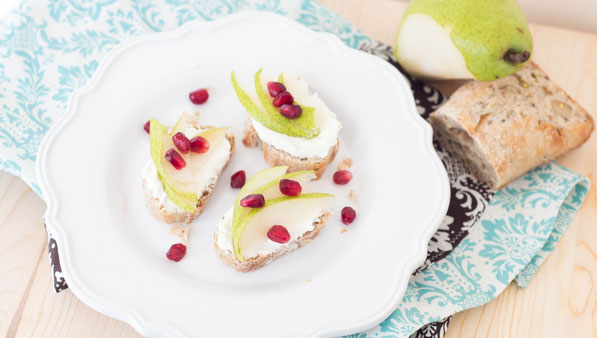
150,118,231,213
253,69,319,137
231,166,289,233
276,72,318,132
232,170,317,236
230,70,319,139
150,118,198,213
233,193,333,261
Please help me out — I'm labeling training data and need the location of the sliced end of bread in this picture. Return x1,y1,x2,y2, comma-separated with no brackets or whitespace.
143,133,235,224
214,212,330,273
430,61,594,189
243,119,339,179
430,114,500,187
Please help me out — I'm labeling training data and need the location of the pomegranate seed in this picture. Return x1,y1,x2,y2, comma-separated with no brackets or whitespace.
272,91,293,107
189,88,209,104
240,194,265,208
143,120,150,134
172,132,191,154
341,207,356,225
190,135,210,153
230,170,246,188
333,170,353,185
166,243,187,262
279,179,302,196
165,148,186,170
267,225,290,244
280,104,302,119
267,81,286,97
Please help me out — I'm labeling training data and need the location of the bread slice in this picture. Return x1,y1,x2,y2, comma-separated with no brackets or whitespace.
243,120,339,179
214,212,330,273
143,133,235,224
430,61,594,189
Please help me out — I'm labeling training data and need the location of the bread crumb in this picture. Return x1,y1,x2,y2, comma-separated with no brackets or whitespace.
340,228,348,234
337,157,353,170
349,189,359,202
170,224,189,243
306,279,312,283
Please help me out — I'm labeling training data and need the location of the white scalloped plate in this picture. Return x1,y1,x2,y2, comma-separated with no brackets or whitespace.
36,12,449,338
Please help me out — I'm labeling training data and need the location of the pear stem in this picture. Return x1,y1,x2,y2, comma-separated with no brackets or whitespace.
504,49,531,64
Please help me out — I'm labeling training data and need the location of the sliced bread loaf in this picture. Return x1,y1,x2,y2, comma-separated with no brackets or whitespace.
430,61,594,189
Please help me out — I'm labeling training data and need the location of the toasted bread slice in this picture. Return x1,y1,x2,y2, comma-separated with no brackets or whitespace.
243,120,339,179
215,212,330,273
143,132,235,224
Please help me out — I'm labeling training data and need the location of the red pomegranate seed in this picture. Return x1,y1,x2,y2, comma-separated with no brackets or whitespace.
189,88,209,104
333,170,353,185
143,120,150,134
240,194,265,208
267,225,290,244
280,104,302,119
230,170,246,188
341,207,356,225
166,243,187,262
190,135,210,153
172,132,191,154
267,81,286,97
272,91,293,107
165,148,186,170
279,179,302,196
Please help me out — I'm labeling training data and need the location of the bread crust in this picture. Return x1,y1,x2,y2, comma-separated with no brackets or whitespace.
243,120,339,179
143,134,235,224
214,213,330,273
430,61,594,189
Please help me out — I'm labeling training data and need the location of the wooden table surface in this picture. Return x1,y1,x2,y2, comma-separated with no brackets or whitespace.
1,0,596,336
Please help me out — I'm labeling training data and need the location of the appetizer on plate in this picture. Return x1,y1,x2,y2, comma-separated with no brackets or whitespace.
215,166,334,272
143,113,235,223
231,69,341,179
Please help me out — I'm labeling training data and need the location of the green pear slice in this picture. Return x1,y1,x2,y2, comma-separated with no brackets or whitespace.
232,193,334,261
230,70,319,139
276,72,318,132
150,119,231,213
253,69,319,137
231,166,289,232
150,118,198,213
232,170,317,235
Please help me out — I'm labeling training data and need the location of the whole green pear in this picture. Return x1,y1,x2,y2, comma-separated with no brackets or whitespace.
395,0,533,81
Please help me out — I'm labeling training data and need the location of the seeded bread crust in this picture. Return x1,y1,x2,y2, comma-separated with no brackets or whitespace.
214,212,330,273
429,61,594,189
242,119,339,179
143,134,235,224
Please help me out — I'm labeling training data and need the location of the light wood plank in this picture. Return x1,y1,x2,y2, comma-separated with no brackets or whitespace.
13,251,139,337
0,173,48,337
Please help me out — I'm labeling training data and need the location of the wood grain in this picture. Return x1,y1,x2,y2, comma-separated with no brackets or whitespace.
0,0,595,336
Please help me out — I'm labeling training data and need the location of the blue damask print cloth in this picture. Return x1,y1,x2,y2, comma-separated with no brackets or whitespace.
0,1,590,337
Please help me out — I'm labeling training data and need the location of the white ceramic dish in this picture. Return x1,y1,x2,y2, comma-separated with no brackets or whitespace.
36,11,449,338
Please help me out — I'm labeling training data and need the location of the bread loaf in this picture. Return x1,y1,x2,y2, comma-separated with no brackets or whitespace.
430,62,594,189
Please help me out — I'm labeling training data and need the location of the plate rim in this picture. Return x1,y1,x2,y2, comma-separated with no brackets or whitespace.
36,11,450,337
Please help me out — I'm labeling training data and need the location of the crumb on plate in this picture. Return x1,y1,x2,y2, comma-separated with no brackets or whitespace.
349,189,359,202
337,157,353,170
170,223,189,243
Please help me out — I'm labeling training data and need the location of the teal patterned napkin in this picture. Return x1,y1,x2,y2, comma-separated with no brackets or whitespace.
0,1,589,337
